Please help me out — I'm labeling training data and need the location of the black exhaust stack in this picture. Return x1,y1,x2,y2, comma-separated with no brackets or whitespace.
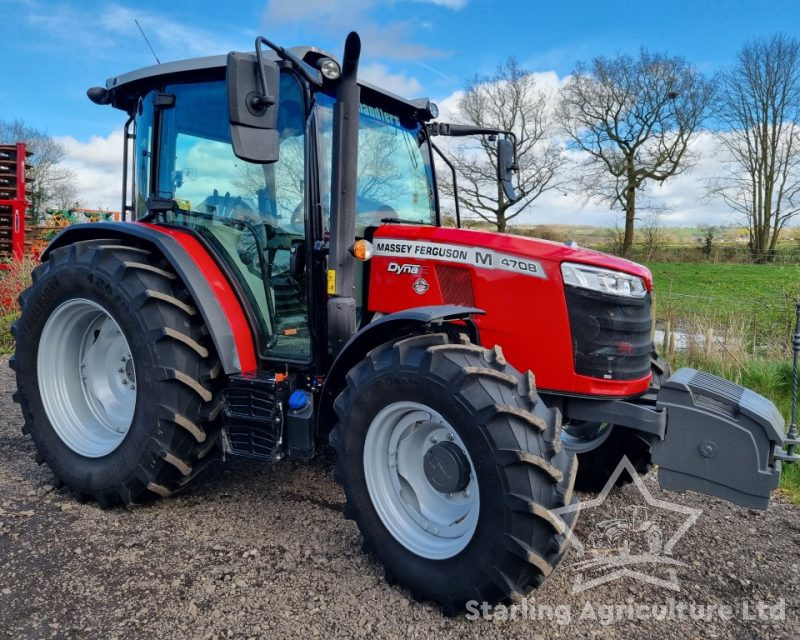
327,32,362,355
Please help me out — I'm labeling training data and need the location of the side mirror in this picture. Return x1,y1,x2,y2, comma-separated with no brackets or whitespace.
227,51,280,163
497,137,518,202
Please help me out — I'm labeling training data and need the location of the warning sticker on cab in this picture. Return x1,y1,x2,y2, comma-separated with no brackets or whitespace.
327,269,336,295
373,239,546,279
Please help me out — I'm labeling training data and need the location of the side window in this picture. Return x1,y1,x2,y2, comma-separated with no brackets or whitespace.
134,92,154,218
159,74,306,231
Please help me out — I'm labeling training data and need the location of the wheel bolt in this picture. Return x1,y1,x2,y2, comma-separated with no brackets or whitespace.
464,490,470,498
118,367,124,373
120,356,126,362
447,433,454,441
430,435,438,444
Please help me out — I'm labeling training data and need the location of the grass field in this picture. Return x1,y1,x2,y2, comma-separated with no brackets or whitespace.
648,261,800,352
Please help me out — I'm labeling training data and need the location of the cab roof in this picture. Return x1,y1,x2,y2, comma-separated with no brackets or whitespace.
103,45,433,121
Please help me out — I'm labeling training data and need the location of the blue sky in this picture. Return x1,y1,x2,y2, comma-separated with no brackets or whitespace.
2,0,799,223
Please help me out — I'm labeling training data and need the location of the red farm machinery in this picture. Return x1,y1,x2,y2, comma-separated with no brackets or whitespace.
11,32,799,613
0,143,30,263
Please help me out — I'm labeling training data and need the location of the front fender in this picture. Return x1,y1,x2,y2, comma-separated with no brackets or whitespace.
316,305,484,438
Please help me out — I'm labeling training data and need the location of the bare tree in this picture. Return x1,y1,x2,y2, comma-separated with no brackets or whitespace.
558,50,714,255
711,35,800,262
640,212,667,260
0,119,76,221
51,181,79,212
443,58,564,232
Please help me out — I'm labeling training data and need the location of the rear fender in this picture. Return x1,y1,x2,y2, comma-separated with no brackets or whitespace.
43,222,257,375
316,305,484,437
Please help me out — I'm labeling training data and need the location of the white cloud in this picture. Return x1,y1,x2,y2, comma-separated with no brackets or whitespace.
56,130,124,211
59,125,737,227
99,6,241,59
264,0,370,28
262,0,456,61
22,2,248,63
359,63,423,96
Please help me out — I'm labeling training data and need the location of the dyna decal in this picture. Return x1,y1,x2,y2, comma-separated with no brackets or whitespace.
375,239,546,279
387,262,428,276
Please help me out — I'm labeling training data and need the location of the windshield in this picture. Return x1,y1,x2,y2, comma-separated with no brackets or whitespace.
316,94,436,235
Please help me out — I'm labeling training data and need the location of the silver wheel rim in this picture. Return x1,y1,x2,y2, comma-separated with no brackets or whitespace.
363,401,479,559
37,298,136,458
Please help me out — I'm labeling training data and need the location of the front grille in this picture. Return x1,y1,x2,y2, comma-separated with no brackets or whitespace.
435,264,475,306
564,286,652,380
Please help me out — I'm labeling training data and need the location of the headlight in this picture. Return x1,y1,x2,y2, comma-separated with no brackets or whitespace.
560,262,647,298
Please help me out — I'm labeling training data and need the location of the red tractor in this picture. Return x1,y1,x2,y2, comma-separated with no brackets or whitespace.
11,33,798,613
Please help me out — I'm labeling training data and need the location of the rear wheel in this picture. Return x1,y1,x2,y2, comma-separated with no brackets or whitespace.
330,333,578,613
12,240,222,506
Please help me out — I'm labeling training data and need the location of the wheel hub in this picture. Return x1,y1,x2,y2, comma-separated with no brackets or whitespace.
363,401,480,560
423,439,471,494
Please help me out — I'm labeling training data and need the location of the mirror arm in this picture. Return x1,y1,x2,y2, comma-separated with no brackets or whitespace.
430,122,518,168
254,36,323,88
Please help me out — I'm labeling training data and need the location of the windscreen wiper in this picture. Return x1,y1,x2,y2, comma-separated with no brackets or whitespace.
380,217,429,225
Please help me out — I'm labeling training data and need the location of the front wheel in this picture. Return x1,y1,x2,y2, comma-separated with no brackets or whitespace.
330,333,578,613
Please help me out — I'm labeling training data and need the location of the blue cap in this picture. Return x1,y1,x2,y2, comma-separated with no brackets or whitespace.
288,389,310,410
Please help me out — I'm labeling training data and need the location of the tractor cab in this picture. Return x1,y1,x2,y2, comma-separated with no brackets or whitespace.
99,45,441,368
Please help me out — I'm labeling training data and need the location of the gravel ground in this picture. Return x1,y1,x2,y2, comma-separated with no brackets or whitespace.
1,355,799,639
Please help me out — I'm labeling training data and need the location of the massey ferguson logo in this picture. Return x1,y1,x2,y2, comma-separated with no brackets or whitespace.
387,262,426,276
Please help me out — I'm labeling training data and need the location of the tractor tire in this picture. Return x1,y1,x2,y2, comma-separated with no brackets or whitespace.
571,427,653,493
11,240,222,506
330,333,579,614
570,348,672,493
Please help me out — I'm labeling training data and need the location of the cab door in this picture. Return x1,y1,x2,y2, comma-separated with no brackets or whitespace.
152,72,312,364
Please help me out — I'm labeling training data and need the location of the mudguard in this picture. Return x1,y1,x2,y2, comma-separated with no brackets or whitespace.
654,368,786,509
316,305,484,436
42,222,257,375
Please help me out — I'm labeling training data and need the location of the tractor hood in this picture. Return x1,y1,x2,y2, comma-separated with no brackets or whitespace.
369,224,655,397
372,224,653,291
